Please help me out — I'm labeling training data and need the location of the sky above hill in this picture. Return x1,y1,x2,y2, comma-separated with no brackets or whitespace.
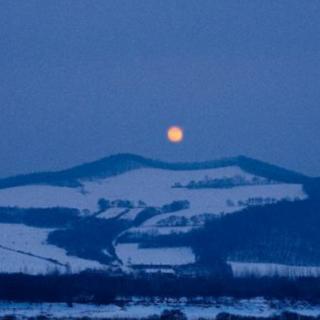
1,1,320,177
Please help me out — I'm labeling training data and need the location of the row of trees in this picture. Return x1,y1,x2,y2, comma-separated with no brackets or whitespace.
97,198,147,212
1,271,320,303
172,175,273,189
190,198,320,267
97,198,189,213
135,198,320,270
225,197,284,207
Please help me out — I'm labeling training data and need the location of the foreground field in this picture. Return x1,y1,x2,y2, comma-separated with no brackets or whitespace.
1,297,320,319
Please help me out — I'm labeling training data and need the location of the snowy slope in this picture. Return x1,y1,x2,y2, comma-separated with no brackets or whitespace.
115,244,195,266
1,298,320,319
0,224,105,274
228,261,320,278
97,207,129,219
0,298,320,320
142,183,304,226
0,155,310,274
0,166,305,214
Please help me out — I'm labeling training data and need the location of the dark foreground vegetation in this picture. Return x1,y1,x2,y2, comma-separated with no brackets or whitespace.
1,272,320,304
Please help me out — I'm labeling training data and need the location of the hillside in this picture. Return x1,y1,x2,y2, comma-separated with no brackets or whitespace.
0,154,309,189
0,154,315,277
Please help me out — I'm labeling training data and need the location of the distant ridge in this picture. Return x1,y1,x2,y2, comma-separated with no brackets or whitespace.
0,153,310,190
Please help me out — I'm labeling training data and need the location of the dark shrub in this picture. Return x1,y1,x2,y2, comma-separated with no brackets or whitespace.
160,309,187,320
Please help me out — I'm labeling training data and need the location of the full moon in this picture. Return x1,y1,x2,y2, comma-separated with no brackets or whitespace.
167,126,184,143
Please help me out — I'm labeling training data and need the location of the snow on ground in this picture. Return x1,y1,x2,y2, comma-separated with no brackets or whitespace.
1,298,320,319
124,226,197,237
144,268,175,274
119,208,143,221
97,208,128,219
0,166,305,215
115,183,305,267
0,224,105,274
0,185,88,210
143,183,306,227
95,208,143,221
115,243,195,266
228,261,320,278
0,167,306,270
0,247,63,275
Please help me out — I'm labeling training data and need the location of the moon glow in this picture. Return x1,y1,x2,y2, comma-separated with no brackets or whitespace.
167,126,184,143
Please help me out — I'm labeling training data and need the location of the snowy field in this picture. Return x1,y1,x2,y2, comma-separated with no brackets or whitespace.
104,168,305,268
115,243,195,266
123,226,197,236
0,166,308,272
141,183,305,227
0,167,306,215
0,298,320,319
97,207,129,219
228,261,320,278
0,224,105,274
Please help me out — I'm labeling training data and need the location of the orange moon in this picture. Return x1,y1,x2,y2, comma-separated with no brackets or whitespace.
167,126,184,143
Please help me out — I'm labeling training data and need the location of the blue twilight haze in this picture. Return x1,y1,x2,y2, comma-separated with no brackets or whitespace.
0,1,320,177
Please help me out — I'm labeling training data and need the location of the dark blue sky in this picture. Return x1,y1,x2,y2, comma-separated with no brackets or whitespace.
1,1,320,177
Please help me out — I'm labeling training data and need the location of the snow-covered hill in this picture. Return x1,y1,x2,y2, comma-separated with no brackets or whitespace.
0,165,305,214
0,154,312,275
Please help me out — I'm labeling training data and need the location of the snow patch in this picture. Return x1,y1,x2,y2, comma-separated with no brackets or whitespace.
116,243,195,266
0,224,105,274
1,298,320,319
228,261,320,278
97,208,128,220
0,166,305,216
119,208,143,221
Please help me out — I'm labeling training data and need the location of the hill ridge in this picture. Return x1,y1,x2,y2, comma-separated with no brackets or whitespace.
0,153,310,190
